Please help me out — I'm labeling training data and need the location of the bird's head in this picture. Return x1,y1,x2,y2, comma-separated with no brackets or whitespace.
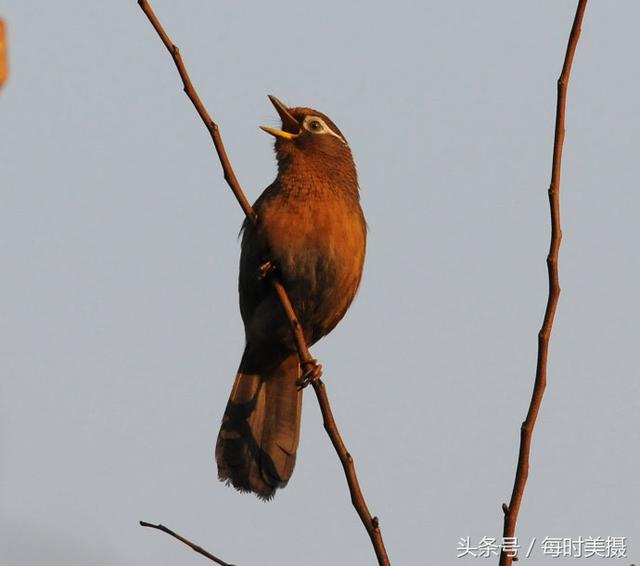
261,95,355,181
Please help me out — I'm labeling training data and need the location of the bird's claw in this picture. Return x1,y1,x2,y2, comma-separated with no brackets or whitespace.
257,260,275,280
297,359,322,389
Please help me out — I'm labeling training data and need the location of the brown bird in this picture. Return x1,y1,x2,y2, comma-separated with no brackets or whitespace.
215,95,366,499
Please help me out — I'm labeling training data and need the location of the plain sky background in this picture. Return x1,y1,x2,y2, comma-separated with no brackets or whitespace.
1,2,638,565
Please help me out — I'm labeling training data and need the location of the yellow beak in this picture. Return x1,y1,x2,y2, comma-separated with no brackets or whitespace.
259,125,299,140
260,95,300,140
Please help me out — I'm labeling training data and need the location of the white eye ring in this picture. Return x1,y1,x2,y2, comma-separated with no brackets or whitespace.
302,115,347,144
303,116,329,133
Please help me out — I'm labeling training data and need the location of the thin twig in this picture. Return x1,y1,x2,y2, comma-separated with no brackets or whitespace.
499,2,588,565
136,2,390,565
140,521,235,566
272,283,390,566
136,1,254,222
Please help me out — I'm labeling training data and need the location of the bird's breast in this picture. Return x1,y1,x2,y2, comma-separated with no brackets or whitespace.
260,193,364,276
257,190,366,342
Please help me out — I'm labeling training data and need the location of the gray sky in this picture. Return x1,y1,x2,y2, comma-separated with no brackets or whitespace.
1,2,638,565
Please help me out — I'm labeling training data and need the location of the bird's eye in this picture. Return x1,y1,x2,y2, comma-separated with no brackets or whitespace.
302,116,343,141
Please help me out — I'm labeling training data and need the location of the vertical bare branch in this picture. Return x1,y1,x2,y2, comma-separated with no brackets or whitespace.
499,2,588,565
136,2,390,564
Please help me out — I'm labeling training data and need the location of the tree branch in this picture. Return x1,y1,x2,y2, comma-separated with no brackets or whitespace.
140,521,234,566
136,2,390,564
499,2,588,565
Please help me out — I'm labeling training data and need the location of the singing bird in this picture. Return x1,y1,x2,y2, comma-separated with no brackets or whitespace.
215,96,367,499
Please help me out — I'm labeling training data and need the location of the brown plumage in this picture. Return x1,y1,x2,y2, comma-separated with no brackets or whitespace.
216,96,366,499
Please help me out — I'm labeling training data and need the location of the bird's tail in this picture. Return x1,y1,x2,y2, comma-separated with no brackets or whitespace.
216,345,302,500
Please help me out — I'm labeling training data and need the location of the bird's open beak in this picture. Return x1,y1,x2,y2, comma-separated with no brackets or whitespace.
260,95,300,140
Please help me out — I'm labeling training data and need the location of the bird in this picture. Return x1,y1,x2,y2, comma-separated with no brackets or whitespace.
215,95,367,500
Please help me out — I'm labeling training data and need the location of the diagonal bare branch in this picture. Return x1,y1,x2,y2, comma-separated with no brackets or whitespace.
499,2,589,565
140,521,235,566
136,2,390,564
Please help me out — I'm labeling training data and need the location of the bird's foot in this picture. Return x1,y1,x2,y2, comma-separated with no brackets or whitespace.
257,260,275,280
297,358,322,389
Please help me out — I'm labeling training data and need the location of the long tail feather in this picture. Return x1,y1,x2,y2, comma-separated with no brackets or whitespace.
216,346,302,499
